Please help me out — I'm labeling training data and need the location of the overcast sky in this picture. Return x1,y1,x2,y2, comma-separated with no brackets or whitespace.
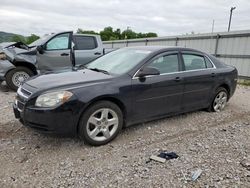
0,0,250,37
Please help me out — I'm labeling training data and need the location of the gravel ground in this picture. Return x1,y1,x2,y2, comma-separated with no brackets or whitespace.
0,82,250,188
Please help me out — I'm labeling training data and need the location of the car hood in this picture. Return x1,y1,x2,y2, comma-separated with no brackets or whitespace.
1,42,37,63
0,42,16,52
24,69,113,91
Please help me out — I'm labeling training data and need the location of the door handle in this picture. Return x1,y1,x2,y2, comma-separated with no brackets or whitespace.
94,52,102,55
61,53,69,56
174,77,182,82
211,73,216,77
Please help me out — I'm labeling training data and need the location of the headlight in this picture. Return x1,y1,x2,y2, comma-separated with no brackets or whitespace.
35,91,73,107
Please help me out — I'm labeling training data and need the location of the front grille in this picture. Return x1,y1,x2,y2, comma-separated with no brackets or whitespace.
21,88,32,97
16,86,33,112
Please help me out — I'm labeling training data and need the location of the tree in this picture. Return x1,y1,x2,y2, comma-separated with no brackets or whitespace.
76,26,158,41
77,28,98,35
145,32,157,38
114,29,122,40
26,34,40,44
11,35,26,43
11,34,40,44
100,26,116,41
121,29,137,39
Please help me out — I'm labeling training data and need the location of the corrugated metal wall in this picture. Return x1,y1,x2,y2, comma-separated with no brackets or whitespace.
103,30,250,78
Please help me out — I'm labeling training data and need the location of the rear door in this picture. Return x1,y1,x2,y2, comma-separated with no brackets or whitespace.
131,51,184,120
37,32,73,73
180,51,217,110
73,35,103,66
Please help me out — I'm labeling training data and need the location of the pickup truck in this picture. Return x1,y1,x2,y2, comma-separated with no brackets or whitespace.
0,31,111,90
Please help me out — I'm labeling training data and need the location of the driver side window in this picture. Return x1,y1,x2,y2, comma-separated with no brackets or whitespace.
146,54,179,74
46,33,70,50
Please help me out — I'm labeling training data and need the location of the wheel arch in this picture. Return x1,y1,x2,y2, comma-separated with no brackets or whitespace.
76,96,127,133
13,61,38,75
217,83,230,100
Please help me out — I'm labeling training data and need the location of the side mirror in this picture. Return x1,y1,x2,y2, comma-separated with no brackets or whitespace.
137,66,160,77
37,45,44,54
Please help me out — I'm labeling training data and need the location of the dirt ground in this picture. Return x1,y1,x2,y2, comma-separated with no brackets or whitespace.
0,82,250,188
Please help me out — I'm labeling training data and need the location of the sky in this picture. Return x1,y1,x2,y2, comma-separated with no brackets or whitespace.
0,0,250,37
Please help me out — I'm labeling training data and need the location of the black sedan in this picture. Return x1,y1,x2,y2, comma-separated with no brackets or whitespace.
13,46,238,146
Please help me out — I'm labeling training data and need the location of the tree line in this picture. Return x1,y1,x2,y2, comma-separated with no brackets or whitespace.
10,26,158,44
11,34,40,45
77,26,157,41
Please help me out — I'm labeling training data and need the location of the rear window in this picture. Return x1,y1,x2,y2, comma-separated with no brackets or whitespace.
74,36,97,50
182,54,206,70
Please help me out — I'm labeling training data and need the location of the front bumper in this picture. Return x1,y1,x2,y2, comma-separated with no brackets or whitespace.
13,100,80,136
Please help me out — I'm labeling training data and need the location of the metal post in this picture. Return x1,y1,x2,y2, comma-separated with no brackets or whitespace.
228,7,236,32
212,20,215,33
214,34,220,56
175,37,179,46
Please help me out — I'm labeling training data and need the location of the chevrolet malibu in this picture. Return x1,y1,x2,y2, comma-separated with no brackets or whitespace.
13,47,238,146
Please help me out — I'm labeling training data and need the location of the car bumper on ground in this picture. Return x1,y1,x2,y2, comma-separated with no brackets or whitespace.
13,101,79,136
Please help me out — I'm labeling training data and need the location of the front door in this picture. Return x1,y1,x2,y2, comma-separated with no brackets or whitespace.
37,32,73,73
131,52,184,121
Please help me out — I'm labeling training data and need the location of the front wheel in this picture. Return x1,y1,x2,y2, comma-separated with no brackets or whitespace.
209,87,228,112
5,66,34,91
78,101,123,146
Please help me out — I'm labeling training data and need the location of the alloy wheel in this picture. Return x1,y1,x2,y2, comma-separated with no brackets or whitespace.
213,91,228,112
12,71,30,87
86,108,119,142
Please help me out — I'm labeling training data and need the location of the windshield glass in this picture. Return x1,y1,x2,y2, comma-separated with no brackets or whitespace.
86,48,152,75
28,34,52,47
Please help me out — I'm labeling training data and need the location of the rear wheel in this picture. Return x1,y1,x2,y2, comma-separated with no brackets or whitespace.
5,66,34,91
209,87,228,112
78,101,123,146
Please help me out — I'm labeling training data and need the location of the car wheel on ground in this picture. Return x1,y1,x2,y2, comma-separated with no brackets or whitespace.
78,101,123,146
209,87,228,112
5,66,34,91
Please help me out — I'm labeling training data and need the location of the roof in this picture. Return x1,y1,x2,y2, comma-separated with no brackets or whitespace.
124,46,203,53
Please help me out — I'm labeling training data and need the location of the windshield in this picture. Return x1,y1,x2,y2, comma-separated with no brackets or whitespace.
86,48,152,75
28,34,52,47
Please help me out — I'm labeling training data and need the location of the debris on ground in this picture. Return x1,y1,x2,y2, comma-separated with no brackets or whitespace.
149,151,179,163
158,151,179,160
191,169,203,181
150,155,166,163
240,158,250,171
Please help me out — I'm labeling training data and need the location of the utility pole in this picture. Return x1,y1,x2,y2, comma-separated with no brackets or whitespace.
228,7,236,32
210,19,215,51
211,19,215,34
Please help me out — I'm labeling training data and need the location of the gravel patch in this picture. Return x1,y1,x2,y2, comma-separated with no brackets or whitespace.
0,82,250,187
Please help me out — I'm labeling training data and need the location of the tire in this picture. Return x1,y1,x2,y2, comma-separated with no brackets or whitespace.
208,87,228,112
5,66,34,91
78,101,123,146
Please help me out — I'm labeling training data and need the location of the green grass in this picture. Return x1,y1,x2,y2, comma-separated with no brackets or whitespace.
238,79,250,86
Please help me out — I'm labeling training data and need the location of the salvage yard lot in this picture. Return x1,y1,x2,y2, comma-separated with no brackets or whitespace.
0,83,250,187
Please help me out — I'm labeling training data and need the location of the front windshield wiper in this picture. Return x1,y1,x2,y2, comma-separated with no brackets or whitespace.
89,68,110,75
75,65,109,75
